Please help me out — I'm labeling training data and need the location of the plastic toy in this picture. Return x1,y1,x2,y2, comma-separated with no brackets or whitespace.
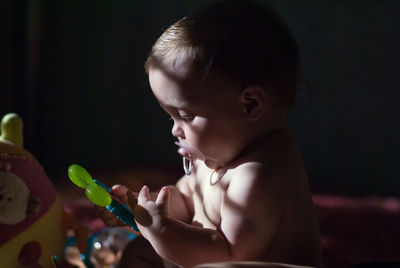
175,141,205,176
67,164,139,232
0,113,65,267
62,227,135,268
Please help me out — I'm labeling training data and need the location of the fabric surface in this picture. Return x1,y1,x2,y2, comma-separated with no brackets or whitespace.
58,170,400,268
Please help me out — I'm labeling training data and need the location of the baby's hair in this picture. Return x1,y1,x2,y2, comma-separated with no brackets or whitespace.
145,0,299,106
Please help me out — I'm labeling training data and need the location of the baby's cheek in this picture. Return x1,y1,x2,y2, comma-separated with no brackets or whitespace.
187,119,211,148
186,133,209,155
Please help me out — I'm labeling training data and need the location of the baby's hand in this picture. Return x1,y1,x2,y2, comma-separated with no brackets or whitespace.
128,185,170,237
96,184,136,227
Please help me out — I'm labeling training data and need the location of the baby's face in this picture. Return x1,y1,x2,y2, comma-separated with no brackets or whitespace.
149,67,252,169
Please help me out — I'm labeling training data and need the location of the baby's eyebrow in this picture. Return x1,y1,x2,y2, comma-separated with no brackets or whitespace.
159,103,173,111
159,100,192,110
158,104,177,116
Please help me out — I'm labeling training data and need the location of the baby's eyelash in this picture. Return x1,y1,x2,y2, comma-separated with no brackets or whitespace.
167,114,194,122
165,109,195,123
179,114,194,122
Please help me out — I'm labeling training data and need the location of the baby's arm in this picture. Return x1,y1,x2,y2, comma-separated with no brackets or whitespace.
132,163,285,268
219,163,284,260
164,176,194,222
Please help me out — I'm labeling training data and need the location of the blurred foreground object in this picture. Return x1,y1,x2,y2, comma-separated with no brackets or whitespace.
0,113,65,267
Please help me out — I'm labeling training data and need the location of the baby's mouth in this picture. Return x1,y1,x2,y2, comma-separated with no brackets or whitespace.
175,142,206,162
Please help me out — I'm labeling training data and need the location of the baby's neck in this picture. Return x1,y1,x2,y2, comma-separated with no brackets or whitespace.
224,131,287,173
254,107,289,142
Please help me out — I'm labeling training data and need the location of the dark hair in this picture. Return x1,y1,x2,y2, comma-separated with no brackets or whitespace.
145,0,299,106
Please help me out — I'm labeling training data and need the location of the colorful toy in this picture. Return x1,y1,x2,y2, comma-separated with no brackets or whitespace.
62,227,136,268
0,113,65,268
0,113,130,268
67,164,139,232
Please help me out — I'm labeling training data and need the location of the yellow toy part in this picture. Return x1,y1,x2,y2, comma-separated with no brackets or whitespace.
0,113,66,268
0,113,34,159
0,113,24,148
0,196,65,267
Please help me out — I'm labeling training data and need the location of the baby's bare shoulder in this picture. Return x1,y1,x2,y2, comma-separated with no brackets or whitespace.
219,130,320,264
226,161,287,206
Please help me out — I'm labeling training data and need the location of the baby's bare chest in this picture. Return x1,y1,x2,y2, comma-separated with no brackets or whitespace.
191,172,229,229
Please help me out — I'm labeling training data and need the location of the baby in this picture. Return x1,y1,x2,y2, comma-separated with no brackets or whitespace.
101,0,322,267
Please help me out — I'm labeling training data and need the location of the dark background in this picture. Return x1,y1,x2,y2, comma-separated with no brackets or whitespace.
1,0,399,196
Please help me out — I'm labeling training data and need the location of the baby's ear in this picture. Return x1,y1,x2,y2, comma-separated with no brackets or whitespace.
238,85,267,121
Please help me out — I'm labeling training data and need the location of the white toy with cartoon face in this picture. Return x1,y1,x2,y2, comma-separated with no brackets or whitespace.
0,171,30,225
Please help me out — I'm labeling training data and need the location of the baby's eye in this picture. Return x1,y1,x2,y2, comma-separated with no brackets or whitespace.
7,197,12,201
179,114,195,122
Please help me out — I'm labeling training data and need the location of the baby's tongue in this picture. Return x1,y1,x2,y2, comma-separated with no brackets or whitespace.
175,142,205,161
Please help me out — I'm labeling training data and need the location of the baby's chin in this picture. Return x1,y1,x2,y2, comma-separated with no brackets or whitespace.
204,161,219,170
203,159,224,170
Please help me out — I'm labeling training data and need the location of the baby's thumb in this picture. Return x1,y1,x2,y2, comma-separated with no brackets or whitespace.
137,185,151,204
155,187,170,216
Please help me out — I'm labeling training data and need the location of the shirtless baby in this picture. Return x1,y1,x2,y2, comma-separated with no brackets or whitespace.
101,1,322,267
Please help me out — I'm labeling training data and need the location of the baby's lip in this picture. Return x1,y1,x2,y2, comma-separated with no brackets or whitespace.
177,147,190,159
175,142,205,161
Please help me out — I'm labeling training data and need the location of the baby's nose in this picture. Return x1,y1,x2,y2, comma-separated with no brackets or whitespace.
171,122,185,139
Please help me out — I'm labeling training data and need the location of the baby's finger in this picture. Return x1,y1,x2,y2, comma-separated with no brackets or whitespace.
155,187,170,216
111,184,129,203
137,185,151,204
